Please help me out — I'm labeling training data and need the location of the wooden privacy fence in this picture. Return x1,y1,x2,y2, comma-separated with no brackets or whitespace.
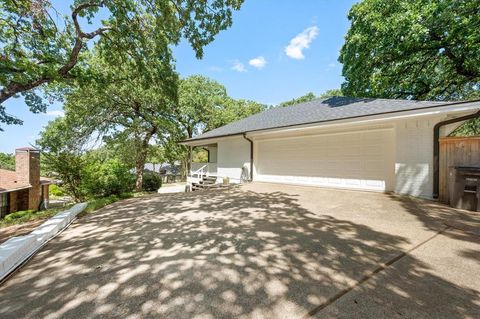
439,136,480,204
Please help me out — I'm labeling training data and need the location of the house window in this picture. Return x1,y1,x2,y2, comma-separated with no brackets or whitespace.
0,193,9,218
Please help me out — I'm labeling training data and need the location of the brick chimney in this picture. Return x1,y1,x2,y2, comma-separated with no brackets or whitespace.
15,147,41,210
15,147,40,185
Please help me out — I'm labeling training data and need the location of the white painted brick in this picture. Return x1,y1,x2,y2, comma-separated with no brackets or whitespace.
394,116,444,198
217,136,251,183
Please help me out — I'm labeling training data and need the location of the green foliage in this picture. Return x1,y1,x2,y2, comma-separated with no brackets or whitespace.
193,148,209,163
0,205,73,227
82,158,134,197
319,89,343,99
278,89,343,107
177,75,266,135
3,210,36,222
340,0,480,101
205,98,265,131
49,185,65,197
1,193,135,227
279,92,317,107
0,0,244,129
36,117,87,202
62,48,179,191
37,118,133,199
142,171,162,192
172,75,266,175
340,0,479,135
0,152,14,170
451,118,480,137
177,75,228,138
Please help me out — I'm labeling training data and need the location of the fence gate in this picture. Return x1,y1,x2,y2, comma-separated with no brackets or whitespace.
439,136,480,204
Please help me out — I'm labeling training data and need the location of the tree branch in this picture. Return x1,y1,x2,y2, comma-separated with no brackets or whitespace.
1,1,112,104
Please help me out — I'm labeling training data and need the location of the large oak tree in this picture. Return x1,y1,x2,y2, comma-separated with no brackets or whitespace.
0,0,243,128
340,0,480,101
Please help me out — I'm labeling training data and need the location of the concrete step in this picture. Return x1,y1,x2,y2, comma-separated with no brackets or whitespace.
199,180,216,185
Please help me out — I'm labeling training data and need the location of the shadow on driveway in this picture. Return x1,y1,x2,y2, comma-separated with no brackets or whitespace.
0,184,478,318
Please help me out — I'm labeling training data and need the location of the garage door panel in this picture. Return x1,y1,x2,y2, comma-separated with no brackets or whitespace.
256,130,394,191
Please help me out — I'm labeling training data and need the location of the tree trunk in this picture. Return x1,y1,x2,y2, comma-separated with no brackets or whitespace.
135,130,155,192
135,156,146,192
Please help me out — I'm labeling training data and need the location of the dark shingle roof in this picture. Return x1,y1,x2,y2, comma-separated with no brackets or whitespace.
186,96,479,142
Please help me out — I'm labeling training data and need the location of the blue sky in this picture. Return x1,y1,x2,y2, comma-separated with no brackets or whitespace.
0,0,357,153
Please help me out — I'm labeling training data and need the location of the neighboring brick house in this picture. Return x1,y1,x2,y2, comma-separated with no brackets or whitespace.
0,147,53,218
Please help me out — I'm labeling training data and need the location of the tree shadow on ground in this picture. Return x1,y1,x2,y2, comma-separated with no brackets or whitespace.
0,186,478,318
388,193,480,245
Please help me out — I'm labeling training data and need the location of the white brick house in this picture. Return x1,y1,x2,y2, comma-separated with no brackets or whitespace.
181,97,480,199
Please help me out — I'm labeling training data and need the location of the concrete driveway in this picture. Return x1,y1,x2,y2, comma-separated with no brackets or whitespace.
0,183,479,319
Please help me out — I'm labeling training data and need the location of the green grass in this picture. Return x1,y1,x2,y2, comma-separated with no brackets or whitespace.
0,205,74,228
1,192,147,228
80,193,135,216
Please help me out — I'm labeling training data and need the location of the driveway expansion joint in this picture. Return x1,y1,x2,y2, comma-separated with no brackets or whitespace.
303,225,451,318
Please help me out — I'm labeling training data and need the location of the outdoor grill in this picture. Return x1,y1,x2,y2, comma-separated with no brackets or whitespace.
449,166,480,212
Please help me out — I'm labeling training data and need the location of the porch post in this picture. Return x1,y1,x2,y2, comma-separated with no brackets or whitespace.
188,145,193,177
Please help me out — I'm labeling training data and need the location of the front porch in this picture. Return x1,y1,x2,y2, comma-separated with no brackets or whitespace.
187,144,218,187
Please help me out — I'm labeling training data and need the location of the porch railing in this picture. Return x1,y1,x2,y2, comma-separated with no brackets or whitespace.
188,163,217,183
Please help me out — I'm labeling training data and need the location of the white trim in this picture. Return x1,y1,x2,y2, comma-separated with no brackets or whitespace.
247,105,479,139
254,126,395,142
181,103,480,146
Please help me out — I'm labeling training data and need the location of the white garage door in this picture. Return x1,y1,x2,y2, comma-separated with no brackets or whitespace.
255,129,395,191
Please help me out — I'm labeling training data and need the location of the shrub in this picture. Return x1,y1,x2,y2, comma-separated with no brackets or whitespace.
142,171,162,191
49,184,65,197
82,159,134,197
4,210,36,222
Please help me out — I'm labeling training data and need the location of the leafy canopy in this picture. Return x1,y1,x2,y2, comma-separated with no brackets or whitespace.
176,75,265,136
0,0,243,129
0,152,15,170
339,0,480,101
278,89,343,107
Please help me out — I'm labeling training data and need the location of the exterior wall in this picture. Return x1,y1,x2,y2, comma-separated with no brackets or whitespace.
209,111,473,198
8,191,17,213
207,146,218,163
217,136,251,183
16,188,30,211
393,116,443,198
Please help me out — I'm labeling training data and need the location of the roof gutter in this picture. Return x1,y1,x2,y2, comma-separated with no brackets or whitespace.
432,110,480,199
242,133,254,182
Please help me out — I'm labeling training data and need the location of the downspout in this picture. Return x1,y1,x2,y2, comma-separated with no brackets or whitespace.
433,110,480,199
243,133,254,181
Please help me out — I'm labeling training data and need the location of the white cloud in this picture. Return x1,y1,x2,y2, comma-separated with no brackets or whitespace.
45,110,64,117
249,56,267,69
328,63,336,68
231,60,246,72
284,26,319,60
